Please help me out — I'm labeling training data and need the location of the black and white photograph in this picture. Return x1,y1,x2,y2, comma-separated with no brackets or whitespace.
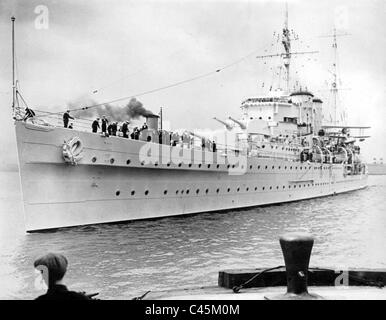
0,0,385,306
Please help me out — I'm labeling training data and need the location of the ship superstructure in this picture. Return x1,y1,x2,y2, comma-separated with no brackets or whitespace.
10,9,370,232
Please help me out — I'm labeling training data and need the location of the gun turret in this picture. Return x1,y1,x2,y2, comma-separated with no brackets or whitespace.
228,117,246,130
213,117,233,130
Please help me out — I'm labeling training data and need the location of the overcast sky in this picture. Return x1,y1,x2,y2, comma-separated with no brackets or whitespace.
0,0,385,165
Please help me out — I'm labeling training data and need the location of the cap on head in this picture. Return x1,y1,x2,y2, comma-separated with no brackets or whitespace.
34,253,68,287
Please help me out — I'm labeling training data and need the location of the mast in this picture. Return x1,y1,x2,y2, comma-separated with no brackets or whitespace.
11,16,16,115
320,29,350,125
332,28,338,124
282,3,291,93
255,4,317,94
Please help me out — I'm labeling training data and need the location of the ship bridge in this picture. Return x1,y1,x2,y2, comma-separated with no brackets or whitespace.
238,90,324,137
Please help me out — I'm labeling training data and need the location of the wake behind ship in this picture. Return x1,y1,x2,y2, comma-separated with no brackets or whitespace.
10,10,369,232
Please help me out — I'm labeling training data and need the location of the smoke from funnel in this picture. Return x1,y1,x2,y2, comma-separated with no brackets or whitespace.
126,98,155,118
69,97,155,122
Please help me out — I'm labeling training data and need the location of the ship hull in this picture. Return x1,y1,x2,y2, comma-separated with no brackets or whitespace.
15,121,368,232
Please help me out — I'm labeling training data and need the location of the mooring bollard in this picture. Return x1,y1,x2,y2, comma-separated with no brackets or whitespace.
265,232,323,300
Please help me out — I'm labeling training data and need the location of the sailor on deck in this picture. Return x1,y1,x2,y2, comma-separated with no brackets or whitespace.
121,121,129,138
101,116,108,135
23,107,35,121
63,110,74,128
92,118,100,133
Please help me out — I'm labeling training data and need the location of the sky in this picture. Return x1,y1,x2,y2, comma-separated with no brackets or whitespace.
0,0,385,166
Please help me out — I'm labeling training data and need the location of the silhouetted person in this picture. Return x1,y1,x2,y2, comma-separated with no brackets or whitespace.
23,107,35,121
34,253,90,300
121,121,129,138
212,140,217,153
101,116,108,134
92,118,100,133
111,122,118,136
63,110,74,128
107,123,113,135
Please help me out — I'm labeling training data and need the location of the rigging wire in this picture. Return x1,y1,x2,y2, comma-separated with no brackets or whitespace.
89,48,185,95
32,45,270,119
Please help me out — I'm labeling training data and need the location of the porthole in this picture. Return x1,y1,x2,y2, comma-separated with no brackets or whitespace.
284,166,287,169
167,162,171,167
205,189,209,194
276,186,279,189
189,164,192,167
237,187,240,192
176,190,179,194
227,164,231,169
141,161,145,166
115,190,120,196
181,190,184,194
178,163,182,167
154,162,158,166
258,165,261,169
186,189,190,194
265,165,268,169
272,166,275,169
196,189,200,194
216,164,220,169
198,164,202,168
216,188,220,193
131,190,135,196
91,157,97,163
278,166,281,169
145,190,149,195
126,159,131,165
283,186,285,189
164,190,168,195
246,187,249,191
269,186,272,190
232,165,235,169
250,165,252,170
254,187,257,191
227,188,231,192
207,164,211,169
262,187,265,190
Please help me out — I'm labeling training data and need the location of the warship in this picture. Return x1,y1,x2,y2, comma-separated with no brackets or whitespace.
11,9,370,232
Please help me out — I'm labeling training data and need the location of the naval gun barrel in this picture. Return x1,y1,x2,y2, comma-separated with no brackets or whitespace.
188,131,207,140
213,117,233,130
228,117,246,130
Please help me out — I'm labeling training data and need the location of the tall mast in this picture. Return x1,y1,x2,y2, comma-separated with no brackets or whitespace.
282,3,291,93
11,16,16,115
320,28,350,125
332,28,338,124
